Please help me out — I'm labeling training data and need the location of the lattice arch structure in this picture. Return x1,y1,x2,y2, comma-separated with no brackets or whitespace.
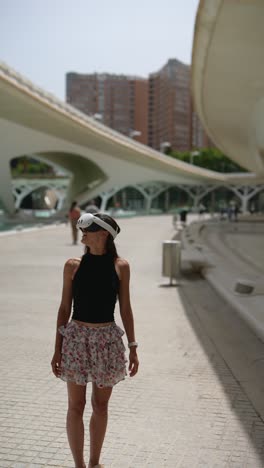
12,178,70,210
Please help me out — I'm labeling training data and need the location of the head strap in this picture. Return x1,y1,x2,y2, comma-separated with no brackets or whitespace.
77,213,118,239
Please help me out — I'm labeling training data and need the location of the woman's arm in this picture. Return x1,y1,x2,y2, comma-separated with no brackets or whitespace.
117,258,139,377
51,259,75,377
54,259,74,353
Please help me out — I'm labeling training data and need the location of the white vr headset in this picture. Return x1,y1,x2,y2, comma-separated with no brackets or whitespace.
77,213,118,239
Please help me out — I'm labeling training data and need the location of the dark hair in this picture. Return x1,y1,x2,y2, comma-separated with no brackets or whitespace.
70,201,78,211
85,213,121,259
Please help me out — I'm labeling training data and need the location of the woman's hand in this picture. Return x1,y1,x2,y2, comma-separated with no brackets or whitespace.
129,349,139,377
51,350,62,378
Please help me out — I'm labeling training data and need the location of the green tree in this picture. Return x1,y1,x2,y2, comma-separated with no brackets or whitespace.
11,156,55,176
167,148,247,173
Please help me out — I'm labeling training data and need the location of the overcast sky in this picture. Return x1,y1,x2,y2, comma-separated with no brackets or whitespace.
1,0,200,100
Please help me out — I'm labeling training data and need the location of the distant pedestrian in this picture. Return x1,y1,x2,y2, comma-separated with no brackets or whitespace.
85,200,99,214
179,206,188,225
234,202,239,222
227,205,233,222
68,201,81,245
219,201,226,220
198,203,206,219
51,212,139,468
249,202,255,214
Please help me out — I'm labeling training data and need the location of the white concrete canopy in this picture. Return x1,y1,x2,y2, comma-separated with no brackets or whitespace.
192,0,264,175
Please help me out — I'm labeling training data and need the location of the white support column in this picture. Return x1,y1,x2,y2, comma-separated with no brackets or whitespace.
99,187,121,211
136,182,171,213
100,194,109,212
13,184,35,209
230,186,250,214
179,184,218,210
244,185,264,207
192,196,200,211
229,185,264,214
13,186,23,209
0,162,15,214
14,191,24,210
130,185,150,213
100,183,149,213
241,195,249,214
145,196,152,213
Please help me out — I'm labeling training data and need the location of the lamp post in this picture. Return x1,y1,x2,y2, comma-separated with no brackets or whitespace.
190,150,200,164
160,141,171,154
129,130,142,139
92,113,103,121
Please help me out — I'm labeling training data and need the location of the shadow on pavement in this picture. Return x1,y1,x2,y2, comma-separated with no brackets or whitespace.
178,269,264,464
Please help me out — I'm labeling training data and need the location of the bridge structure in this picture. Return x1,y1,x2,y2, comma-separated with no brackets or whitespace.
10,174,264,215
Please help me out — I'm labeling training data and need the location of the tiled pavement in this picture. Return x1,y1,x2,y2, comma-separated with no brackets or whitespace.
1,215,264,467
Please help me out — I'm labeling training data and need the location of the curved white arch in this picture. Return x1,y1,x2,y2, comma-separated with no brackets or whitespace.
192,0,264,174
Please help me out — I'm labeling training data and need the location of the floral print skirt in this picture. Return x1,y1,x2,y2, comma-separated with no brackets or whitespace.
58,320,127,387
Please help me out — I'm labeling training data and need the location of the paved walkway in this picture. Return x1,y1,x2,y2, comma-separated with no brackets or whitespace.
1,215,264,467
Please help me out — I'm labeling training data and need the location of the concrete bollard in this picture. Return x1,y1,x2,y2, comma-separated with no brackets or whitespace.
162,240,181,286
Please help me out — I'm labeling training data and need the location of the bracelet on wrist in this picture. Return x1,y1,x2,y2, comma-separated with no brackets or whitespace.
128,341,138,348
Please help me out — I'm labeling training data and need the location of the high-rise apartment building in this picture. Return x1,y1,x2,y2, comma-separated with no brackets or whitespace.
66,61,211,153
66,73,148,145
148,59,191,152
148,59,211,152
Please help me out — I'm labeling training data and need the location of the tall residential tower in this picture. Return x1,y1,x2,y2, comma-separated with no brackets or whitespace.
149,59,190,152
66,60,212,152
66,73,148,145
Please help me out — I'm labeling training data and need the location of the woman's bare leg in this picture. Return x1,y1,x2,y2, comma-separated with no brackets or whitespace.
71,221,78,244
67,382,87,468
88,383,113,467
74,225,78,244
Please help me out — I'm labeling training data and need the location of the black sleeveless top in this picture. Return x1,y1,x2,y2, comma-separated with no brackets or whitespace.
72,252,120,323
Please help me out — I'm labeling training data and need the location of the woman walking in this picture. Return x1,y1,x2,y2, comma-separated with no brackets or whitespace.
68,201,81,245
51,213,139,468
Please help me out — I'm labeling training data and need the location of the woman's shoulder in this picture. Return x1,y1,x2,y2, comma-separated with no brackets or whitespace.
115,257,129,267
115,257,130,279
64,257,82,280
64,257,82,270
